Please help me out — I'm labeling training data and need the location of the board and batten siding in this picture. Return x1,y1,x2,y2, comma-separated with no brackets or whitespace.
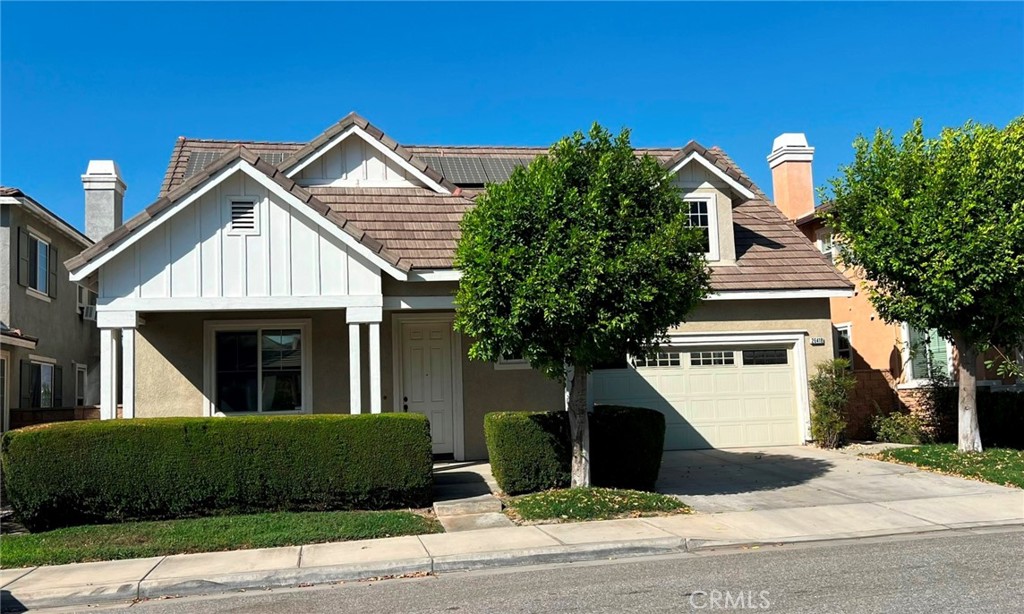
294,136,425,188
99,172,381,304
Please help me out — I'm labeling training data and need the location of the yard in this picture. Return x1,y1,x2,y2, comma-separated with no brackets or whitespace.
875,445,1024,489
1,510,442,568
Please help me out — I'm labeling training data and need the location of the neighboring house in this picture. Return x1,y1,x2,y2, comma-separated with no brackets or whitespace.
780,135,1020,437
1,186,100,431
65,113,851,460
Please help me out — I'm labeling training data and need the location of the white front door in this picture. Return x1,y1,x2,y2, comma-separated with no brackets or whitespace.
400,320,455,455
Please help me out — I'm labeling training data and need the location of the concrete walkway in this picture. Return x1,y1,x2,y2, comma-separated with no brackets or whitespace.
432,462,513,532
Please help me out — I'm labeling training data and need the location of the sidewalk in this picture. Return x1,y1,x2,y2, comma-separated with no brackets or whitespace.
3,490,1022,610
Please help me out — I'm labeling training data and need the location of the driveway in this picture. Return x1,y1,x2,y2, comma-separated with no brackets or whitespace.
657,445,1022,514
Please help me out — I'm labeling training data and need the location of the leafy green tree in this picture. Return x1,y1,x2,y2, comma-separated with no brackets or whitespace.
823,118,1024,452
455,124,711,486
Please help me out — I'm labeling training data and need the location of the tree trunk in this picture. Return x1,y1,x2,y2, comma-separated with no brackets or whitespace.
952,332,983,453
565,365,591,487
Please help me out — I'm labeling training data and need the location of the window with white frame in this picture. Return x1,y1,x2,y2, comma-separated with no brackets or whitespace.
20,360,61,408
906,326,951,381
494,356,531,370
17,228,55,297
834,324,853,363
685,196,720,261
815,229,835,265
211,324,307,413
75,364,87,406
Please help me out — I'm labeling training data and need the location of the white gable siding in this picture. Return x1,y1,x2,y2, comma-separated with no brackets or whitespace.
672,162,733,191
294,135,426,188
98,173,381,308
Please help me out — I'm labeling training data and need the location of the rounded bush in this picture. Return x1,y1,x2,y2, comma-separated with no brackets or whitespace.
1,414,433,531
484,406,666,495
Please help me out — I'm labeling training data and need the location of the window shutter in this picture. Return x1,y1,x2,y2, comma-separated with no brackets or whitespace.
929,333,949,378
53,365,63,407
17,228,30,287
48,245,58,298
908,327,930,380
19,360,33,408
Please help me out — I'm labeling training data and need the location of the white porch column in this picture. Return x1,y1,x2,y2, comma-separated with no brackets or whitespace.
349,323,361,414
368,322,381,414
121,328,136,419
99,328,118,420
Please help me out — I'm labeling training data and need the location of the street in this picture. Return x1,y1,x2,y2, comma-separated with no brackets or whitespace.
101,528,1022,613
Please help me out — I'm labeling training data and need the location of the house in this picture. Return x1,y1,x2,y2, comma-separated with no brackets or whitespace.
64,113,851,460
1,186,100,431
781,134,1020,437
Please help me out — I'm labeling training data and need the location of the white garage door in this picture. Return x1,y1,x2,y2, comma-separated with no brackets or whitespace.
591,346,801,450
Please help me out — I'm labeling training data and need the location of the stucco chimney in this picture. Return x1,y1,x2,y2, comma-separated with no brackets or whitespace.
82,160,125,242
767,133,815,221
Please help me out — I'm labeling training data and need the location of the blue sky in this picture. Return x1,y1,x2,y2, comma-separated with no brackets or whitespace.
3,2,1022,230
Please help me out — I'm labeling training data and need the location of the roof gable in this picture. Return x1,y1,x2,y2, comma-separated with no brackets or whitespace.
277,113,457,195
67,146,411,281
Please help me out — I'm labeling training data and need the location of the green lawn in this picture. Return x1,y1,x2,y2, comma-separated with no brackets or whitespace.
877,444,1024,489
1,510,442,568
506,488,690,522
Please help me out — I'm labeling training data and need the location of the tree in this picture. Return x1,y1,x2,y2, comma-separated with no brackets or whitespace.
823,118,1024,452
454,124,711,486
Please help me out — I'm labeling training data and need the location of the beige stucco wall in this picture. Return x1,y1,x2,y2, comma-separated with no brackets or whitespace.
135,310,352,418
134,297,832,458
669,298,835,371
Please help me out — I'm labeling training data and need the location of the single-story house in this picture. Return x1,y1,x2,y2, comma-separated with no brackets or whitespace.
65,113,851,460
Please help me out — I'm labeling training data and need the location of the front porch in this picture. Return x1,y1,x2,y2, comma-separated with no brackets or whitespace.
96,307,563,461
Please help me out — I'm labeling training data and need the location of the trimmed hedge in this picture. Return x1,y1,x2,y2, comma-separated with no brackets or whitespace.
484,406,666,495
923,387,1024,449
1,414,433,531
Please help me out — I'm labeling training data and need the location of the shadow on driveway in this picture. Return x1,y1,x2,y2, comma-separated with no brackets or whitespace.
657,448,834,503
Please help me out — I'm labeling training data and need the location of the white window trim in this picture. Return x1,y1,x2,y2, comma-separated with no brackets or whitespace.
77,285,97,314
684,193,720,262
226,196,261,236
834,322,853,362
202,319,313,416
494,357,531,371
816,228,837,265
74,363,88,406
898,323,955,388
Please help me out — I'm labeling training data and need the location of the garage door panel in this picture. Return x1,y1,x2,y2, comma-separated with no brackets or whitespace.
592,345,801,450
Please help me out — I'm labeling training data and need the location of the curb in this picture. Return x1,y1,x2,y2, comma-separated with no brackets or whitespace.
3,522,1022,610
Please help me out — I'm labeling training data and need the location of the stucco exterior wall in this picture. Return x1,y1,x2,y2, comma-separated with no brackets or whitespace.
135,310,352,418
3,203,98,410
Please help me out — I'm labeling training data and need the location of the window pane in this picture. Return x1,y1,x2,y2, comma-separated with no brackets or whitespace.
742,349,789,366
687,201,711,252
262,329,302,411
691,351,735,366
36,240,48,293
76,367,86,405
39,364,54,408
216,331,258,412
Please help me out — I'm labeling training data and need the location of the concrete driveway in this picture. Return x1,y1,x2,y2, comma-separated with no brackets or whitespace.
657,445,1022,514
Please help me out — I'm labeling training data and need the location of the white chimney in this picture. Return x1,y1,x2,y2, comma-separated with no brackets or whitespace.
767,133,815,221
82,160,125,242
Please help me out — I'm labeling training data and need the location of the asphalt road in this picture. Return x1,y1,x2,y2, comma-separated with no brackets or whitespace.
107,528,1024,613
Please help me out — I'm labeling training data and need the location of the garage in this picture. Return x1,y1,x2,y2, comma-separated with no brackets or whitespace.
591,344,803,450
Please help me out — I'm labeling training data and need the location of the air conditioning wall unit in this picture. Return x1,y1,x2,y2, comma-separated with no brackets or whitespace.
82,305,97,322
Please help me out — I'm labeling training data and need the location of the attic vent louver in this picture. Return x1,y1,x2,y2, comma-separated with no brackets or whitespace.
229,199,258,234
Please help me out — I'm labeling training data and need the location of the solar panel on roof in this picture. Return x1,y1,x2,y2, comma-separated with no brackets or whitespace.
184,149,292,181
420,155,530,185
184,150,226,179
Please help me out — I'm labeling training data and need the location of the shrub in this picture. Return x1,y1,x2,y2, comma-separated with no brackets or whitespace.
484,412,570,495
872,411,926,444
485,406,666,494
591,405,666,491
809,358,856,448
1,414,433,531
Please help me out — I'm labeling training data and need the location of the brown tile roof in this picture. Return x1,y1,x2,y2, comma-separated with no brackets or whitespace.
124,118,850,291
68,146,410,274
718,199,850,291
0,186,25,197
